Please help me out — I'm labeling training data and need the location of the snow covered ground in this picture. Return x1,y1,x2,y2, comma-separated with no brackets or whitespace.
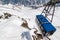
0,4,60,40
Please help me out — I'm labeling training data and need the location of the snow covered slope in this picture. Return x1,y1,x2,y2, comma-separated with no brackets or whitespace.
0,4,60,40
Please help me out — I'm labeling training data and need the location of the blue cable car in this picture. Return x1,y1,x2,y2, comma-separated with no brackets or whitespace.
36,15,56,36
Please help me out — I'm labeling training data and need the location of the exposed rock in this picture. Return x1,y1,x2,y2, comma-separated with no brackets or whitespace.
0,15,3,19
18,16,20,19
21,22,31,30
36,34,43,39
32,33,43,40
4,13,12,19
21,18,27,22
33,29,43,40
32,35,36,40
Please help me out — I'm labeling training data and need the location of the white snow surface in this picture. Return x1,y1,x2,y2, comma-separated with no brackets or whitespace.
0,4,60,40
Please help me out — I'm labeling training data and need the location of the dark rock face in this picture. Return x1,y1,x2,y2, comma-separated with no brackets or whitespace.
0,15,3,19
0,13,12,19
21,18,31,30
4,13,12,19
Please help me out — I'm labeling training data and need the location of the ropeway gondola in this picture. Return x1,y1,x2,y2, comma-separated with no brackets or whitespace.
36,0,60,36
